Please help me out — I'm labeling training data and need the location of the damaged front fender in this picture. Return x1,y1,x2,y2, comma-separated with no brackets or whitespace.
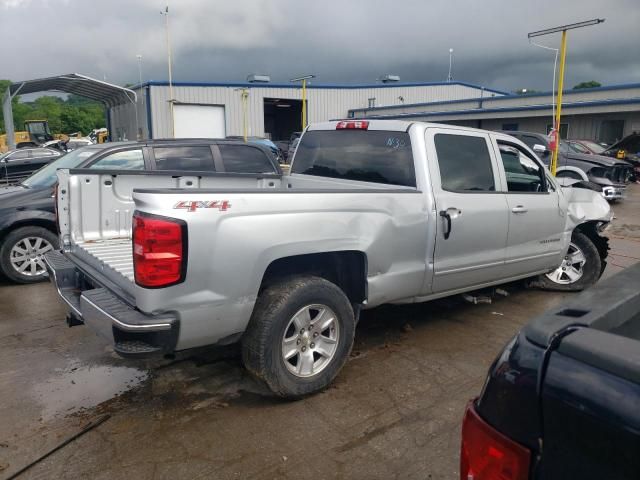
562,186,613,231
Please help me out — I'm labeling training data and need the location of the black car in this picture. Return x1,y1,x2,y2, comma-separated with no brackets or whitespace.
0,147,62,186
0,139,280,284
462,263,640,480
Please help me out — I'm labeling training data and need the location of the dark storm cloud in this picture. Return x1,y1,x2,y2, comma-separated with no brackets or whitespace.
1,0,638,92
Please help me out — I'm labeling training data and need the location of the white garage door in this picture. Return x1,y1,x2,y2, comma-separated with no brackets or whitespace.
173,104,226,138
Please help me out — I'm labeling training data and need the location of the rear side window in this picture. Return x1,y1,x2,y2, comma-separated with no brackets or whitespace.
434,134,495,192
7,150,30,161
154,146,215,171
219,145,275,173
91,149,145,170
34,148,57,157
291,130,416,187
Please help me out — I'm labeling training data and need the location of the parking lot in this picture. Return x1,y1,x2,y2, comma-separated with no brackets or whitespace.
0,184,637,480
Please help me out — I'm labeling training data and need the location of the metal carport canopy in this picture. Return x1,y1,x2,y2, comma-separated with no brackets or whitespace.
2,73,136,149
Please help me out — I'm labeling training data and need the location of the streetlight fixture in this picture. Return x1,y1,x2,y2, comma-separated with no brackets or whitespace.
161,2,175,137
447,48,454,82
528,18,605,175
290,75,315,130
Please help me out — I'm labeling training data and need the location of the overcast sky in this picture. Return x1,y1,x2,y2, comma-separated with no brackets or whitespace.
1,0,639,93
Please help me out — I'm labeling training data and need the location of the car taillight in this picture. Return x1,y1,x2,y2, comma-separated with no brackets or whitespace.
336,120,369,130
133,212,186,288
461,402,531,480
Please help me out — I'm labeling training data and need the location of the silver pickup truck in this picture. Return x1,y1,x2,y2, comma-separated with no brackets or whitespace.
46,120,612,397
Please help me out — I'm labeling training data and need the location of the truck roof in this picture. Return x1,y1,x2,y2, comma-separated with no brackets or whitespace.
313,119,508,136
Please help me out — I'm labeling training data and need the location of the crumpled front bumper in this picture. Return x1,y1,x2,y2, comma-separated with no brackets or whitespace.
44,250,179,357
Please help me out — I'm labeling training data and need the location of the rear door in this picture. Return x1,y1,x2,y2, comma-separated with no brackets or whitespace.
426,127,509,293
492,139,566,276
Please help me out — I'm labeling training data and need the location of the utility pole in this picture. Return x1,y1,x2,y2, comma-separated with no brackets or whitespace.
290,75,315,131
235,88,249,141
136,54,144,140
447,48,454,82
162,2,175,137
528,18,605,176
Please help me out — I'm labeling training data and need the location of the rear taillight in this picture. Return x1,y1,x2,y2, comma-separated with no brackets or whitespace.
461,402,531,480
133,212,186,288
336,120,369,130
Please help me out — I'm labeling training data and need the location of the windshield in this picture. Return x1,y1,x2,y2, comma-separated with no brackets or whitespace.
581,141,606,154
22,148,95,188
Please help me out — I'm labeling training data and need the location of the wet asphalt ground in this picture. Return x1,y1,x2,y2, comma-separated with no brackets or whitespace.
0,185,638,480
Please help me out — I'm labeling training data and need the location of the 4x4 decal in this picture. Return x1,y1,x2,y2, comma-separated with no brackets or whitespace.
173,200,231,212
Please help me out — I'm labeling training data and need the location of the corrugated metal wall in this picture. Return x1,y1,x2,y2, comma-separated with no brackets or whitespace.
109,89,148,141
110,83,491,140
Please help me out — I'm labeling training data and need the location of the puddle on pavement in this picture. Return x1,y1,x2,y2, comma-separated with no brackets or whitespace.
32,360,148,420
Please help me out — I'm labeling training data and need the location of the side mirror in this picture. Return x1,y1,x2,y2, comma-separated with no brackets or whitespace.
532,144,547,154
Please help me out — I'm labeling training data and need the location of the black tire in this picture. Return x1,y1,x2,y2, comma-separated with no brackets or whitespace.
536,231,602,292
0,226,58,284
242,276,355,398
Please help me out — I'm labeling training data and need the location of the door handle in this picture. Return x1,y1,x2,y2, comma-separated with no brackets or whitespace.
512,205,528,214
439,208,461,239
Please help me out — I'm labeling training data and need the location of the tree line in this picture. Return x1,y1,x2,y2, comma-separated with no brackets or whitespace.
0,80,106,136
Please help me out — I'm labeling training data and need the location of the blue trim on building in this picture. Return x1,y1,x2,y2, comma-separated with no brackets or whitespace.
129,80,509,96
359,97,640,120
145,86,153,139
349,82,640,114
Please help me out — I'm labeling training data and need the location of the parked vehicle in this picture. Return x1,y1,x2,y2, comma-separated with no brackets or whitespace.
602,132,640,181
566,139,607,155
461,262,640,480
0,139,280,284
226,136,284,163
46,120,611,398
501,131,633,200
0,147,62,186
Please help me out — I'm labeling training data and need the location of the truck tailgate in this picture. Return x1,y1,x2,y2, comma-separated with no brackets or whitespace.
56,168,282,297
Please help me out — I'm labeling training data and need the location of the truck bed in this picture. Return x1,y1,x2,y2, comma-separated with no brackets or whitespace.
73,239,134,283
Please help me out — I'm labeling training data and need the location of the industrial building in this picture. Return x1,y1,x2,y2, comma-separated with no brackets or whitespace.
109,80,507,142
349,83,640,144
3,74,639,148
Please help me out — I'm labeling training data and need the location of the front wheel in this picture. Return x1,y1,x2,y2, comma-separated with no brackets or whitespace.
0,226,58,284
536,231,602,292
242,276,356,398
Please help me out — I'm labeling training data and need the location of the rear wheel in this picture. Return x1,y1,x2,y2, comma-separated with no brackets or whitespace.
242,276,355,398
0,226,58,284
536,231,601,292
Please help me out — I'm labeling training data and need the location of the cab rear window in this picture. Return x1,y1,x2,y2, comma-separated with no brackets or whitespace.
291,130,416,187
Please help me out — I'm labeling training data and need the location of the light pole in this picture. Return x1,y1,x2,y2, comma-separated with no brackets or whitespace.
136,54,143,86
447,48,454,82
528,18,605,176
235,88,249,142
161,2,175,137
290,75,315,131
